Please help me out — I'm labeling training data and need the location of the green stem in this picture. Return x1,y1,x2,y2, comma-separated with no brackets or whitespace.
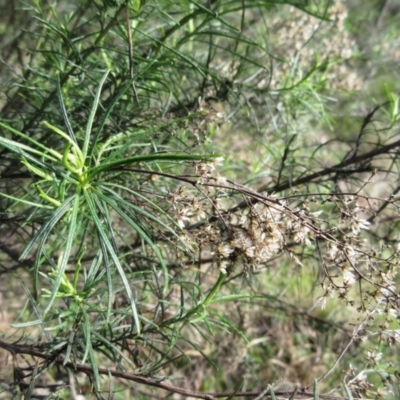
199,272,226,308
160,272,226,328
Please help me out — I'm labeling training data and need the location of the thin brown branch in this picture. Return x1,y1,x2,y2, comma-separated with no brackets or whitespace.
260,137,400,194
307,306,379,390
0,338,362,400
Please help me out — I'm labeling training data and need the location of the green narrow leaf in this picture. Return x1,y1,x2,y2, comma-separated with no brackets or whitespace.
202,272,226,306
94,189,169,294
0,121,62,161
100,183,177,225
21,156,52,181
44,193,81,315
81,308,92,365
92,198,120,325
179,277,185,318
225,377,244,400
208,309,249,343
11,319,44,328
343,382,354,400
150,325,179,372
202,313,215,336
178,330,219,370
6,271,51,340
88,152,222,177
19,196,74,299
98,185,183,241
97,232,114,325
94,196,120,252
144,31,207,77
64,330,76,366
269,385,277,400
85,250,103,286
314,379,319,400
20,195,73,260
107,369,114,398
34,17,84,63
88,78,134,159
25,363,40,400
0,190,53,209
91,330,136,368
56,74,77,145
88,339,101,389
44,121,82,159
82,70,110,158
130,0,140,12
83,189,141,334
210,294,277,304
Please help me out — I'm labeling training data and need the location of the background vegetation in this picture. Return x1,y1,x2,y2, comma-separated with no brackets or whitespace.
1,0,400,399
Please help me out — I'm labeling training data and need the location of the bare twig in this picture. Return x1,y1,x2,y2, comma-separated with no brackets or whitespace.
0,338,364,400
306,306,379,390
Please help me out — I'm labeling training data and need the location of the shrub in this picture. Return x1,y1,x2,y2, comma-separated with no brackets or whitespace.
1,1,400,399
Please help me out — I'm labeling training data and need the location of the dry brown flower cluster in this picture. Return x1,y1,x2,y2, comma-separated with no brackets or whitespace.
266,1,361,91
158,160,400,339
210,1,362,92
136,156,397,398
